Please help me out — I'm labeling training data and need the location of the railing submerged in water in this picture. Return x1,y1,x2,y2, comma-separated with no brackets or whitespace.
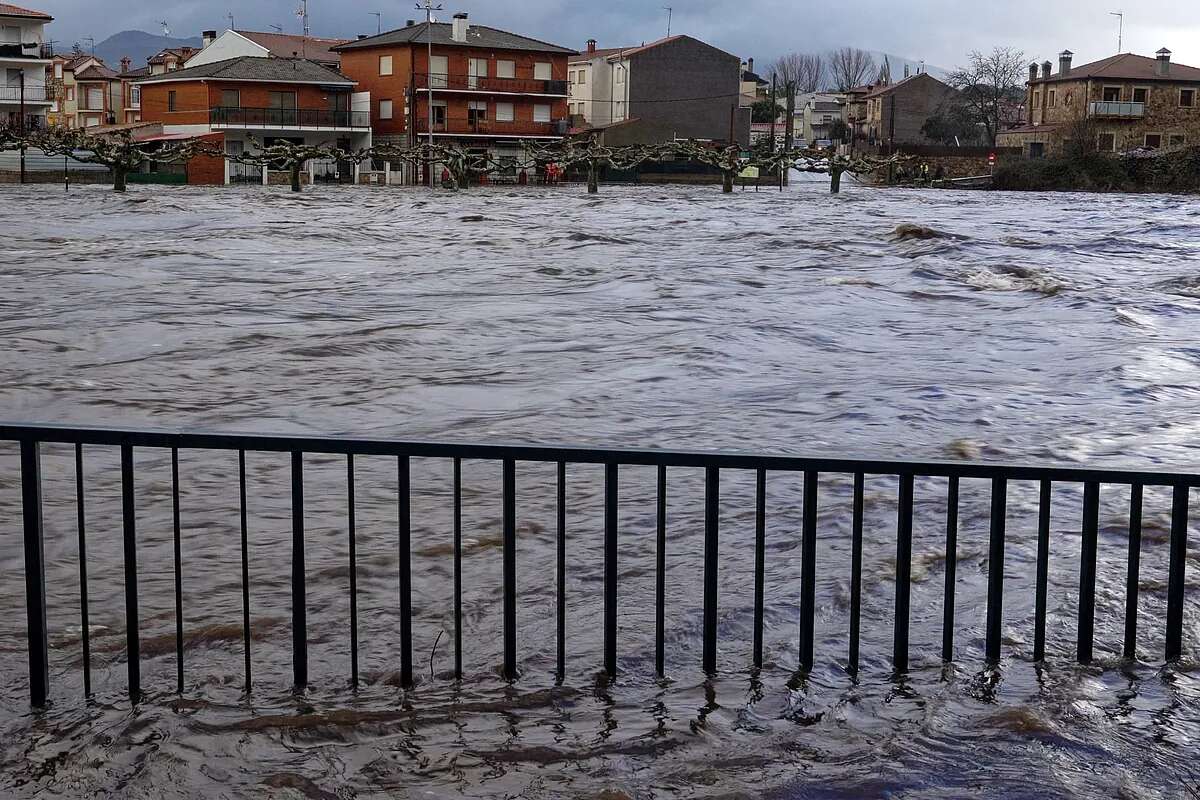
2,422,1195,708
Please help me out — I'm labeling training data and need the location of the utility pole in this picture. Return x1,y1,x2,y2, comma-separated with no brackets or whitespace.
371,12,381,35
417,0,442,189
18,68,25,184
1110,11,1124,52
769,72,780,190
663,7,672,37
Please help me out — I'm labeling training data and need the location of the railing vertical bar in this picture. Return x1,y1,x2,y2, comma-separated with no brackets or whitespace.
291,451,308,689
893,473,914,673
347,454,359,688
604,462,618,678
702,466,720,674
941,475,959,663
1077,481,1099,663
799,470,818,672
398,456,413,688
656,465,668,677
120,443,140,702
848,472,864,675
171,447,183,694
21,440,48,708
1033,479,1052,662
75,443,91,697
453,457,462,680
239,449,252,692
557,460,566,682
985,476,1007,664
1166,485,1188,662
1123,483,1143,661
753,468,765,670
502,458,517,680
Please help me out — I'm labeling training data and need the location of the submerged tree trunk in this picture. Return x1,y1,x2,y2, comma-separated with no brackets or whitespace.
112,165,127,192
587,160,599,193
290,163,302,192
722,169,734,193
830,166,843,194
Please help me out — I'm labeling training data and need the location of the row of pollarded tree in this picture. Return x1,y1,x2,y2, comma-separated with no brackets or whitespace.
0,125,914,194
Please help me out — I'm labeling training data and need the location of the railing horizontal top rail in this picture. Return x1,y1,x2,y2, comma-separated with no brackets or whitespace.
2,421,1196,486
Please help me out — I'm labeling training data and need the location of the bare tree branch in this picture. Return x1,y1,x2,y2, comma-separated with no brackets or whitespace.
828,48,876,92
946,47,1027,145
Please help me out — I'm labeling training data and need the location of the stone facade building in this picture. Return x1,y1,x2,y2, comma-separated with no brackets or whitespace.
998,49,1200,157
862,72,958,146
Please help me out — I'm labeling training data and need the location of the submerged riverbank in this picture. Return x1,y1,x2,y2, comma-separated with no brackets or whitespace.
1,182,1198,798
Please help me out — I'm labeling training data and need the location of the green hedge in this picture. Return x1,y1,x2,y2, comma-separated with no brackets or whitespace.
993,147,1200,193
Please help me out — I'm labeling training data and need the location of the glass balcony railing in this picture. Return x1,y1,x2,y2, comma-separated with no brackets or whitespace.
1088,101,1145,118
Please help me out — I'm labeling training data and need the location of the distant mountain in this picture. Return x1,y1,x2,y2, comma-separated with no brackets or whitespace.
86,30,202,69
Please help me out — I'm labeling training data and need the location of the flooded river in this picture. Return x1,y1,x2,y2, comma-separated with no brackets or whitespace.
1,180,1199,798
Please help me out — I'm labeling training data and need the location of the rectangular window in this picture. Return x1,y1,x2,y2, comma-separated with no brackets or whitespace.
1047,89,1056,108
496,59,515,79
468,99,487,125
379,98,392,119
568,70,575,84
1181,89,1196,108
379,55,393,76
130,86,140,107
1102,86,1121,101
577,70,586,86
86,86,103,109
65,86,74,101
1029,142,1045,158
616,68,625,85
429,55,448,88
431,101,446,126
167,89,176,111
1031,91,1039,109
1097,132,1115,151
1169,134,1186,148
0,25,19,43
533,62,552,80
1145,133,1162,148
1132,86,1148,103
220,89,240,108
468,58,488,89
54,63,63,78
495,101,514,121
533,103,551,122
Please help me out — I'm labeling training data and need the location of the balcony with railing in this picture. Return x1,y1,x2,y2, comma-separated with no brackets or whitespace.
414,73,570,97
414,114,569,138
0,84,49,102
1088,100,1145,119
0,42,53,61
210,106,371,131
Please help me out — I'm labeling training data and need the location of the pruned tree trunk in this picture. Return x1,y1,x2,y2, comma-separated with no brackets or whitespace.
722,169,735,193
587,160,599,193
290,163,302,192
112,165,127,193
830,167,843,194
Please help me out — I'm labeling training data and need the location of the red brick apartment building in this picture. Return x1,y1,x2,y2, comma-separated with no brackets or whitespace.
334,12,574,182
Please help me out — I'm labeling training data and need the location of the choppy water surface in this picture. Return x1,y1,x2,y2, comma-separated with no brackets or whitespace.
1,181,1200,798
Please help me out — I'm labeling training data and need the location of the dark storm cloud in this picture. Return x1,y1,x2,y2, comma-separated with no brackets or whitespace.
35,0,1200,69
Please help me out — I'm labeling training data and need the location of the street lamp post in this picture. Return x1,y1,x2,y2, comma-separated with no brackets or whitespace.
18,68,25,185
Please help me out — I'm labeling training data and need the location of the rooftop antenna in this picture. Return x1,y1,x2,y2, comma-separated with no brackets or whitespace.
1110,10,1123,52
663,6,672,37
371,12,381,35
227,11,234,30
269,24,283,33
84,35,94,55
297,0,310,37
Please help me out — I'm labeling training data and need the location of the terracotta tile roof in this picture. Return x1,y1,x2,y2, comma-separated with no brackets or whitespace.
569,46,633,63
1033,52,1200,84
119,65,150,79
0,3,52,20
334,21,574,55
234,30,349,65
74,63,119,81
862,73,951,99
149,47,200,64
136,55,354,85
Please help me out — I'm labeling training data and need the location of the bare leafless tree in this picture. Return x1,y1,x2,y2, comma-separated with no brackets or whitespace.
771,52,825,158
947,47,1027,145
827,48,876,92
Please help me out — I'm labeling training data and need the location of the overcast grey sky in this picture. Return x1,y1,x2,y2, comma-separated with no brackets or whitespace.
35,0,1200,71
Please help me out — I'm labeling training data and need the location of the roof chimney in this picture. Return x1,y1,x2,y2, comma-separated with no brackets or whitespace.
747,57,754,73
1157,48,1172,77
1058,50,1072,77
1041,60,1052,80
587,38,597,53
1028,62,1038,83
202,30,216,49
407,19,415,27
120,56,131,72
452,12,469,43
357,34,368,40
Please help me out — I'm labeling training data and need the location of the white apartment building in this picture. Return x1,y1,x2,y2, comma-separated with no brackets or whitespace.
0,3,53,130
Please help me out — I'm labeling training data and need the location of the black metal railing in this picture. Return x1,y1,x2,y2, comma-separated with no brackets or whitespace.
209,106,370,129
2,422,1195,708
414,72,569,96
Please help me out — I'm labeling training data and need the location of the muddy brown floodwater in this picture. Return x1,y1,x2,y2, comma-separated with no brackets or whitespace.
1,180,1199,798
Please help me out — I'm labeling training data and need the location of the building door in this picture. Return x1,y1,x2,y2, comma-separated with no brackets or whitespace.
268,91,297,126
468,57,487,89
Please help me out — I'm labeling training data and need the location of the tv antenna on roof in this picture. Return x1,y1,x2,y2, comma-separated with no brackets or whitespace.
663,6,672,37
269,24,283,33
83,35,94,55
371,12,381,35
1110,10,1124,52
296,0,310,37
227,12,234,30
